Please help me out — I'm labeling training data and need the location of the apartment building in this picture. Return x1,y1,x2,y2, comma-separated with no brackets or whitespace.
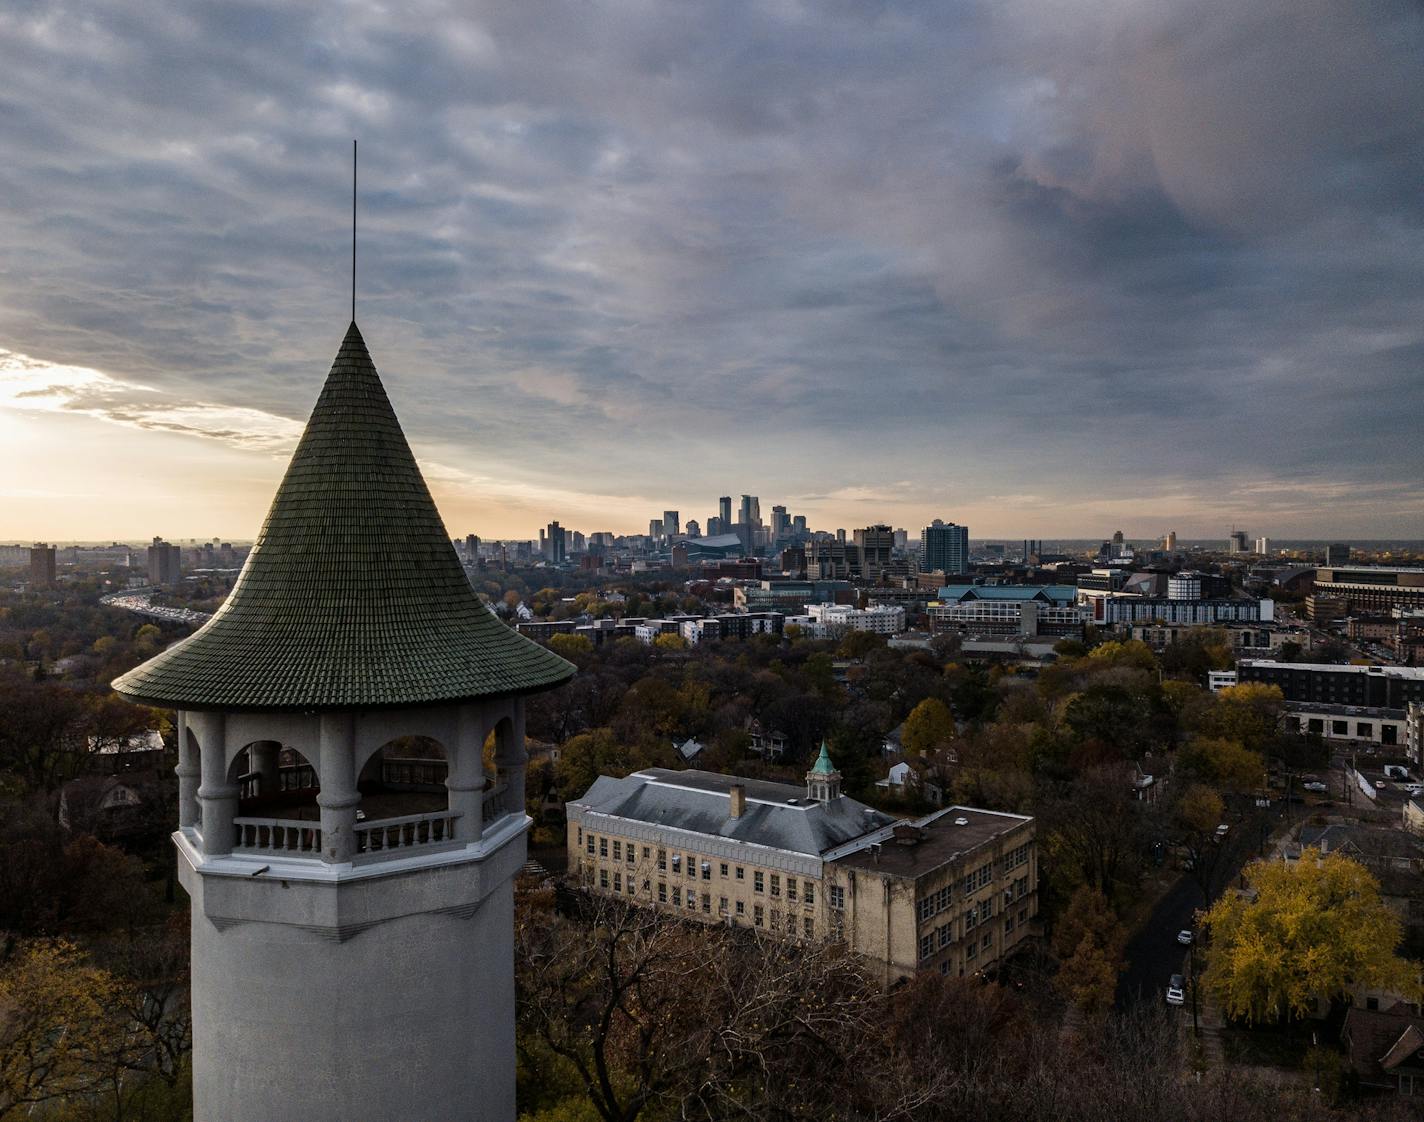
786,602,906,638
1239,661,1424,709
566,749,1038,984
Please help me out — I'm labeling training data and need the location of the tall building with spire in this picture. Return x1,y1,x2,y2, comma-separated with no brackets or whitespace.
114,323,574,1122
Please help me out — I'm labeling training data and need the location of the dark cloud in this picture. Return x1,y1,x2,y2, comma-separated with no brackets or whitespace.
1,0,1421,535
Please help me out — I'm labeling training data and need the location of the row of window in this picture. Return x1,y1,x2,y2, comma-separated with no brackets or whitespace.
962,863,993,896
916,883,953,924
1003,843,1031,871
580,830,818,904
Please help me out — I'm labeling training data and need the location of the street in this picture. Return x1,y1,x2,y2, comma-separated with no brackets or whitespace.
1116,803,1280,1009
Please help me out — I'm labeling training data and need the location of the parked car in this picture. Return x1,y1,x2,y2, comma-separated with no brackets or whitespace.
1214,823,1230,840
1177,929,1193,946
1302,780,1328,793
1166,974,1186,1006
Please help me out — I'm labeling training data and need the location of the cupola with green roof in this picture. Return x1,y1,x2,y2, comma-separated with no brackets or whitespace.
806,741,842,802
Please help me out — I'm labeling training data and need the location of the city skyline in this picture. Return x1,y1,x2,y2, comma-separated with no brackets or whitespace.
4,2,1423,541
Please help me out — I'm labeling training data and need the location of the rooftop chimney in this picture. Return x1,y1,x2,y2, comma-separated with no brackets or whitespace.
729,783,746,818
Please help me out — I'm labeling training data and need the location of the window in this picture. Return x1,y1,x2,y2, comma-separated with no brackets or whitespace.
770,874,780,897
1019,906,1028,923
736,900,745,916
671,854,682,873
1333,720,1348,735
599,837,607,858
1004,914,1014,934
965,904,978,931
586,836,594,855
735,866,745,881
829,885,845,910
672,887,681,906
917,884,953,923
686,891,696,911
577,827,583,846
754,871,765,893
967,941,977,960
719,896,729,914
702,893,711,914
981,934,991,951
920,933,935,960
787,881,797,902
612,840,621,860
939,961,950,977
643,846,651,860
613,872,621,892
599,869,608,889
627,878,635,896
626,847,635,867
720,863,729,878
754,904,764,927
701,862,711,881
803,916,814,938
658,848,667,871
1358,722,1373,738
938,924,953,948
658,882,667,902
804,882,814,905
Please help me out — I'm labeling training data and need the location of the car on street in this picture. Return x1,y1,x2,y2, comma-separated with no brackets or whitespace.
1166,974,1185,1006
1302,780,1328,793
1177,929,1193,946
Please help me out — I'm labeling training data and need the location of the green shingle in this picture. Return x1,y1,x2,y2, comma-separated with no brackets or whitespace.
112,322,574,712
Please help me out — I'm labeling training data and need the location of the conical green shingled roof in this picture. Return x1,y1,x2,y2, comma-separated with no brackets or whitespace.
113,323,574,712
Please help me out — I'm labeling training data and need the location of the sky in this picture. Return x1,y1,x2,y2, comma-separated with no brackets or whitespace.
2,0,1422,543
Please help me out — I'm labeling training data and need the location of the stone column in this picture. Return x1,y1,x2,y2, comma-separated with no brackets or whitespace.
175,711,200,831
495,701,528,819
193,711,235,856
250,740,280,795
450,704,486,842
318,712,360,864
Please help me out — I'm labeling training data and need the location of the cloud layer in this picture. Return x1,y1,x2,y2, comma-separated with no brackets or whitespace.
2,0,1421,539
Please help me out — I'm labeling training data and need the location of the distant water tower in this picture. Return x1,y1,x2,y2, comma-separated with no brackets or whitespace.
114,323,574,1122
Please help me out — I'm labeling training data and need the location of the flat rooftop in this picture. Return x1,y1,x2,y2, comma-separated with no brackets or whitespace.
830,806,1031,879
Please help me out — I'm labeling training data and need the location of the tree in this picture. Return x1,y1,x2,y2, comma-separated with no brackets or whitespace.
0,940,133,1118
652,633,687,653
1197,684,1283,752
901,698,954,757
1054,887,1127,1019
516,895,890,1122
1203,849,1419,1023
548,633,594,664
1177,736,1265,792
1040,765,1149,901
555,729,668,800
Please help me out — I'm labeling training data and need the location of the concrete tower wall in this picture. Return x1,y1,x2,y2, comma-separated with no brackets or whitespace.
182,832,521,1122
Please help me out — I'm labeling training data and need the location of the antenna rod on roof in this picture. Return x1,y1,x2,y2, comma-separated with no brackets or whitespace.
351,139,358,324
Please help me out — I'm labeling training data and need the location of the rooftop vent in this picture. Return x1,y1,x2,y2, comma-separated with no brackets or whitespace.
785,798,800,805
953,816,970,826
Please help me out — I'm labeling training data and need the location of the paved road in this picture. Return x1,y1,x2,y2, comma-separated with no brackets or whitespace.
1117,804,1279,1009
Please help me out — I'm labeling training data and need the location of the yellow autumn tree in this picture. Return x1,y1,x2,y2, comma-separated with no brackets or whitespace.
1202,849,1418,1023
901,698,955,756
1177,736,1266,792
0,940,131,1117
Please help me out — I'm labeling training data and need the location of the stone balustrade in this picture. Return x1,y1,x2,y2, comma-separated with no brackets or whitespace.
233,817,323,855
354,810,461,855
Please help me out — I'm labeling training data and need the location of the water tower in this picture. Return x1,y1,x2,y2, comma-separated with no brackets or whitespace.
114,323,573,1121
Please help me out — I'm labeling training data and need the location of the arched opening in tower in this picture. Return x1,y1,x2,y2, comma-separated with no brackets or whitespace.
230,740,322,853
